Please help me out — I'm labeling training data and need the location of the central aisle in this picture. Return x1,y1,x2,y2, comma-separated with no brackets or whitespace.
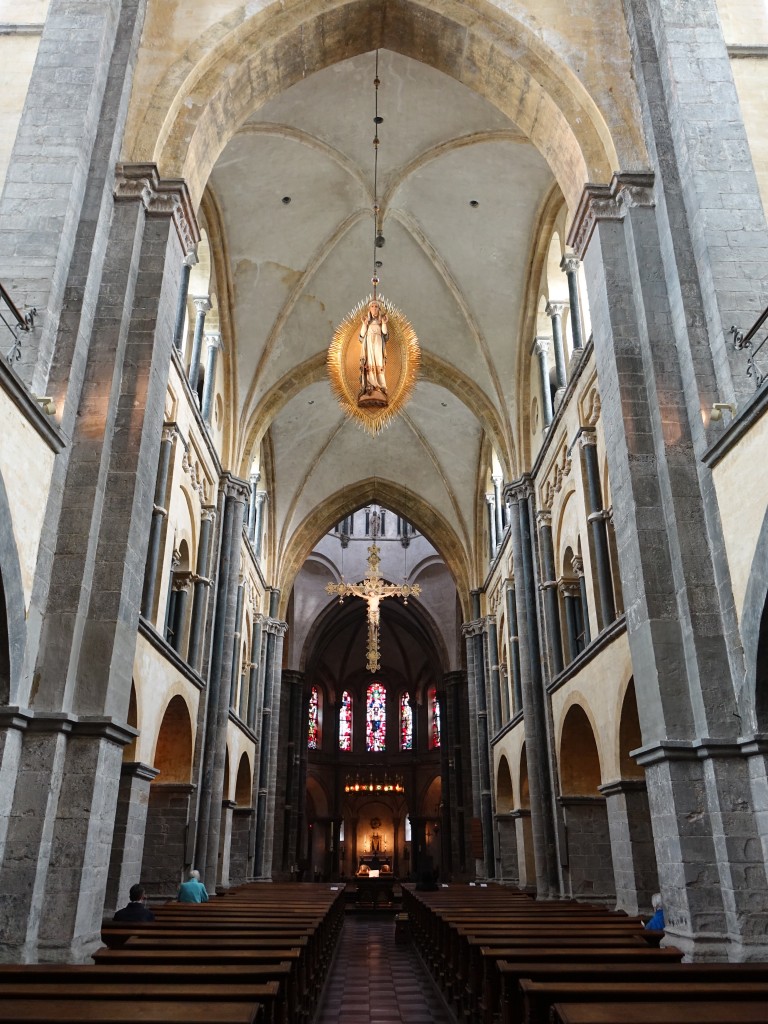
315,915,456,1023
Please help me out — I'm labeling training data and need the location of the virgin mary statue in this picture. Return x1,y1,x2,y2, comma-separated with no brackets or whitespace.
359,299,388,406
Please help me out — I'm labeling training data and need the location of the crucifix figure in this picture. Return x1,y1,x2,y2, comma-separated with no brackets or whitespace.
326,520,421,672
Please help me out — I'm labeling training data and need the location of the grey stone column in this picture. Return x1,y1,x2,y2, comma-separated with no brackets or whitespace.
247,472,260,542
505,580,523,715
173,251,197,352
497,814,519,884
275,669,305,876
571,172,768,957
486,493,497,560
229,579,245,709
246,615,263,731
492,473,505,544
580,430,616,629
0,160,198,961
462,598,495,879
487,616,503,733
534,337,554,428
572,555,591,647
141,423,176,620
200,331,222,427
599,778,659,916
560,254,585,353
506,479,560,898
195,475,249,890
104,761,159,914
253,491,267,560
254,590,287,880
187,296,211,400
187,505,215,674
169,573,192,656
560,579,582,665
218,799,236,887
560,795,615,901
537,510,564,677
546,301,568,396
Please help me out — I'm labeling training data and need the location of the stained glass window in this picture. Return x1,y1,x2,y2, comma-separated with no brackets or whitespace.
339,690,352,751
308,686,319,750
366,682,386,752
400,692,413,751
429,687,441,749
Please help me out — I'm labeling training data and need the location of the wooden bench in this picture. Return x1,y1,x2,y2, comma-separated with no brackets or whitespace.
0,999,263,1023
520,979,768,1024
551,1000,768,1024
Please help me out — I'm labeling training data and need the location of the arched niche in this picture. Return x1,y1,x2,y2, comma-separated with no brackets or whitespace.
559,703,602,795
235,752,252,806
497,755,514,813
618,678,645,780
519,744,531,809
152,694,194,783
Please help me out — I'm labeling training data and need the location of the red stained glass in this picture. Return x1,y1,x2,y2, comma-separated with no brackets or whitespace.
400,692,413,751
308,686,319,750
429,687,441,749
366,682,386,752
339,690,352,751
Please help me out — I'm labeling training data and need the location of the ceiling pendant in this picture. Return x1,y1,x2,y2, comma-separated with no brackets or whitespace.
327,51,420,437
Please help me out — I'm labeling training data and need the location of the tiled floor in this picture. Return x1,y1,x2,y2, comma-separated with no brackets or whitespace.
315,915,455,1023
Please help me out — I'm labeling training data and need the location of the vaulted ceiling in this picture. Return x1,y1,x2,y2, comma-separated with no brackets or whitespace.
206,49,556,593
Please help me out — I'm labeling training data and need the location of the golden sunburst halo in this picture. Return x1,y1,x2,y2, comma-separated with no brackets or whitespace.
327,295,420,436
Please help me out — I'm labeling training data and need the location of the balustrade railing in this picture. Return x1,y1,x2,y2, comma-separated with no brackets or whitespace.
1,281,36,366
731,306,768,391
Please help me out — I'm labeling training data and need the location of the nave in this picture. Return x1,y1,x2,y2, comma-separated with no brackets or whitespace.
315,915,453,1024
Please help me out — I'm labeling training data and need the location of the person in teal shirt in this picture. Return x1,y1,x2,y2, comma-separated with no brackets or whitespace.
177,869,209,903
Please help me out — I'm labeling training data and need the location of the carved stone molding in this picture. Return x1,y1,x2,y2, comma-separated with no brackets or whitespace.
113,162,201,254
567,172,655,260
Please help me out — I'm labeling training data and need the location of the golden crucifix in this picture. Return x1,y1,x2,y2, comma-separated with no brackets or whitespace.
326,543,421,672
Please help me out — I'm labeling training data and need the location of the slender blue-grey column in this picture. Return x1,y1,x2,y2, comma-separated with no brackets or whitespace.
230,579,245,709
247,472,260,542
534,337,554,428
486,493,497,560
187,296,211,399
572,554,591,647
488,616,503,732
547,301,568,393
170,575,192,655
254,589,287,879
173,252,197,352
537,509,564,676
246,616,263,730
253,491,267,559
506,479,559,897
493,473,505,543
505,580,522,714
196,476,249,888
463,590,495,878
580,431,616,628
560,579,581,664
560,254,584,351
188,505,215,673
141,424,176,619
201,331,222,426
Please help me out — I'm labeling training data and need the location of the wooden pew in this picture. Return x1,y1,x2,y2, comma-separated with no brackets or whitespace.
551,1001,768,1024
520,979,768,1024
499,961,768,1024
0,1000,262,1023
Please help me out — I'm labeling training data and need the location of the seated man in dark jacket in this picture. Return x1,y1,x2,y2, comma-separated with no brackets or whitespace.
113,883,155,922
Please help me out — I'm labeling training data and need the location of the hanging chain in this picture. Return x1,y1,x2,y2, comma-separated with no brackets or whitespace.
372,50,382,298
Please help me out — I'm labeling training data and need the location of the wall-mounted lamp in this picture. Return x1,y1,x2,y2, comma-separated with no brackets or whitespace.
710,402,736,422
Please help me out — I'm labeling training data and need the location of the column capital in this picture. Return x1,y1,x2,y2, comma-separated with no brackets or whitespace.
545,300,567,319
558,579,580,599
567,171,655,259
534,336,552,358
161,422,179,445
461,619,486,639
485,492,496,507
560,253,581,275
204,330,222,351
504,476,534,505
492,472,504,486
201,504,217,523
536,509,552,529
193,295,212,315
578,427,598,448
220,472,250,503
249,471,261,486
571,555,584,577
172,571,194,592
113,162,200,253
255,490,268,507
183,250,199,268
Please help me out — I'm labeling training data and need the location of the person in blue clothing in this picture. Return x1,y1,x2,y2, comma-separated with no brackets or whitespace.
645,892,664,930
177,868,209,903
